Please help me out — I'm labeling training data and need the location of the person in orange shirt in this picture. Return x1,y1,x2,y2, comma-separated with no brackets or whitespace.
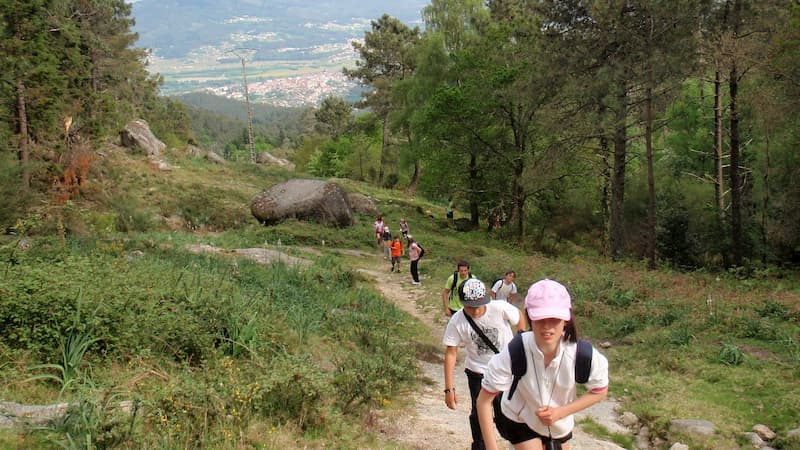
390,236,404,272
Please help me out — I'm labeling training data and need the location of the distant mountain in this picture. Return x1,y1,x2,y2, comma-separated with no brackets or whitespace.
131,0,427,106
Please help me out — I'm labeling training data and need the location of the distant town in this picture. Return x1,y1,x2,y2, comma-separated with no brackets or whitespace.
202,70,358,108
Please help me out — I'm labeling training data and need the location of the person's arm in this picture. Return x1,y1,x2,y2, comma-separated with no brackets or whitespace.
517,310,529,332
442,276,452,316
444,346,458,409
535,388,608,426
489,284,497,300
477,389,500,450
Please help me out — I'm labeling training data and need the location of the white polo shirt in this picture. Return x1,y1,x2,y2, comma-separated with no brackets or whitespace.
481,333,609,439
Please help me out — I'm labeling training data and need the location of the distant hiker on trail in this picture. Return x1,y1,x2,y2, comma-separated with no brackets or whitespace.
442,260,475,317
446,197,455,226
390,236,403,272
399,217,409,238
374,216,384,248
407,235,423,285
381,226,392,259
490,270,519,304
476,279,609,450
443,278,524,450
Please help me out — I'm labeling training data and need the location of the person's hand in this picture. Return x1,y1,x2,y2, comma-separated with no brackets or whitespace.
444,309,452,317
536,405,562,426
445,389,457,409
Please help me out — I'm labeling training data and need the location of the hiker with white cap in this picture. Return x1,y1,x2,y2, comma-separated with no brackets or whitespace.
476,279,609,450
443,278,526,450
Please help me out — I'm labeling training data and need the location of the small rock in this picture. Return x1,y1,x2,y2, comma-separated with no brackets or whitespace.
599,341,613,348
635,425,650,449
743,431,764,447
752,424,776,441
205,151,226,165
670,418,716,436
618,411,639,428
669,443,689,450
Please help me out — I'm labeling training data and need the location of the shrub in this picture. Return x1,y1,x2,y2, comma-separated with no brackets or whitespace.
717,342,746,366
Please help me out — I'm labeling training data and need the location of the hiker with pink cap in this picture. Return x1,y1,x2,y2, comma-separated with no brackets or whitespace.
475,279,609,450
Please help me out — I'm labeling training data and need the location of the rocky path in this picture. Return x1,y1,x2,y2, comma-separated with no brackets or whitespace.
355,253,628,450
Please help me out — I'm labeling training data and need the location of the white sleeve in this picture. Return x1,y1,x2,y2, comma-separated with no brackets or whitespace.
482,348,514,394
442,313,465,347
585,348,610,392
499,300,520,325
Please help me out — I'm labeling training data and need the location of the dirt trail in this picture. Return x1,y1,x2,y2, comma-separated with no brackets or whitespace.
356,252,628,450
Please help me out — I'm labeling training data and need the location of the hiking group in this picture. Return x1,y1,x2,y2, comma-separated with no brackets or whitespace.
370,216,609,450
373,216,425,284
441,260,609,450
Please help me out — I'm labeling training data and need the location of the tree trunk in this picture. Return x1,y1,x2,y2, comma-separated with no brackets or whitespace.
379,114,389,183
645,84,656,270
729,61,743,267
599,135,611,257
512,166,525,238
407,131,419,196
16,78,30,191
713,70,725,221
468,153,479,229
610,82,628,260
713,69,730,267
761,131,770,265
408,161,420,195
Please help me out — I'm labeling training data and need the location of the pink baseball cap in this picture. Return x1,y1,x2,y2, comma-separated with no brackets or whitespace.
525,279,572,321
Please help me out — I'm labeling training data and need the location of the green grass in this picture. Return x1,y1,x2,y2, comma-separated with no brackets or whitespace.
1,144,798,449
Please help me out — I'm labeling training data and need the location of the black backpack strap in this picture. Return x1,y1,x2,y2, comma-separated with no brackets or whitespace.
449,271,459,299
575,339,593,384
463,313,499,354
507,332,527,400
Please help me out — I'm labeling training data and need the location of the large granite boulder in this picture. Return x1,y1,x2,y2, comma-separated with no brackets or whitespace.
251,179,354,227
256,151,295,171
120,119,165,157
347,193,379,215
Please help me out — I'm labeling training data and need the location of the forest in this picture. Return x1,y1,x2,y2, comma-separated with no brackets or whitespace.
2,0,799,269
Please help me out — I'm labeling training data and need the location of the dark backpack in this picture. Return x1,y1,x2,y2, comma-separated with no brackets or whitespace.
491,277,504,292
449,270,472,299
417,244,425,258
507,332,593,400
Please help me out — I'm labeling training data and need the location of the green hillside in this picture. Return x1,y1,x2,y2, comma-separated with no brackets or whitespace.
2,1,799,448
0,145,798,449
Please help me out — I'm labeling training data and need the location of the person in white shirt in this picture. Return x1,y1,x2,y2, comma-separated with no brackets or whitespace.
443,279,526,450
490,270,519,304
476,279,609,450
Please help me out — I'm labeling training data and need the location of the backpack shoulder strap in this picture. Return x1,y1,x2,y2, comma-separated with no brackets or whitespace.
507,332,527,400
575,339,593,384
464,313,499,354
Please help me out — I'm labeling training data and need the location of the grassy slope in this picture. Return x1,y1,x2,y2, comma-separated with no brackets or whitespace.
1,142,798,449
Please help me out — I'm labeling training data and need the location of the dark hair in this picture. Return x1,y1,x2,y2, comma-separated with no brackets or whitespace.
456,260,470,269
505,270,516,277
